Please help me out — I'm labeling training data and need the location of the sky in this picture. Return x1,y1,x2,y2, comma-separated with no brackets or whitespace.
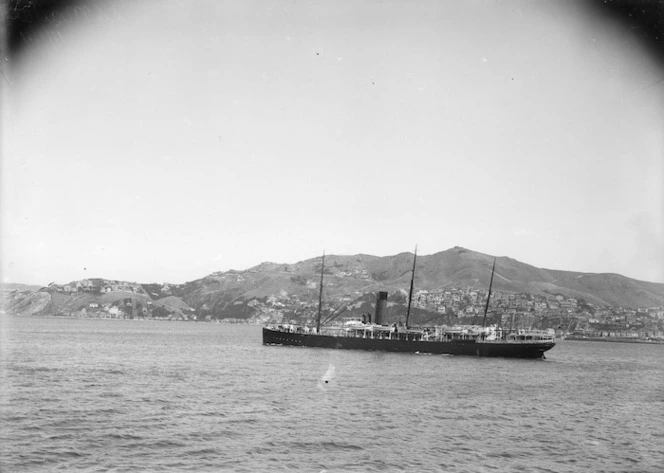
2,0,663,285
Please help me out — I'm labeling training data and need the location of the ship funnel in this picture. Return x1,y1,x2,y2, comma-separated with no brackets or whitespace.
374,291,388,325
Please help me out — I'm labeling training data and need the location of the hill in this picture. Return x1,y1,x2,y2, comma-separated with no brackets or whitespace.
4,247,664,324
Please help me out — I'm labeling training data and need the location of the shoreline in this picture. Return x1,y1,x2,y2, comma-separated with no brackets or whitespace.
565,336,664,345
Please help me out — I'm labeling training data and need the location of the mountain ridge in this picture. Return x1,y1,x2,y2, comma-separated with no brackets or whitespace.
3,247,664,322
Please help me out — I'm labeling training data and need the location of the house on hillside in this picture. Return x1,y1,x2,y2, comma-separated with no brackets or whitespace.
560,300,575,312
648,307,664,319
108,306,123,318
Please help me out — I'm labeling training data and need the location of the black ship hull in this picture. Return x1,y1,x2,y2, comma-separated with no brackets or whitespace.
263,327,554,359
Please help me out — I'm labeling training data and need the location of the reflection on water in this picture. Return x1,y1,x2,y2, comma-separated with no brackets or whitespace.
1,317,662,472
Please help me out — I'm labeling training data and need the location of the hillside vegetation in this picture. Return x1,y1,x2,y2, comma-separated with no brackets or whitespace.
3,247,664,326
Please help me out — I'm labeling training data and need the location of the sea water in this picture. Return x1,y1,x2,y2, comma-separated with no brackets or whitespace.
1,317,662,472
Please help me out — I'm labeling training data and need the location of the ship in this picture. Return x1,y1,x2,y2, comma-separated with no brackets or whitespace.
262,250,556,359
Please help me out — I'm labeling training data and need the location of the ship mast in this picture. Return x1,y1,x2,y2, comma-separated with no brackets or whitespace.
405,245,417,329
316,252,325,332
481,258,496,328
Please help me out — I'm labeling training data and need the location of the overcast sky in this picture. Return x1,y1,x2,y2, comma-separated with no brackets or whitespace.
2,0,663,285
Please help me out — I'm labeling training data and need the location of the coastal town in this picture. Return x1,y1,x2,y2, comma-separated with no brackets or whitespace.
410,287,664,340
246,285,664,341
3,276,664,342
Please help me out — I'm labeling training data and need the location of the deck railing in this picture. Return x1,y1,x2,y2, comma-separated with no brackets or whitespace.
267,325,555,343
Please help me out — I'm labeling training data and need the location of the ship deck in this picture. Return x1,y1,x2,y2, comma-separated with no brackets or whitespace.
263,326,555,358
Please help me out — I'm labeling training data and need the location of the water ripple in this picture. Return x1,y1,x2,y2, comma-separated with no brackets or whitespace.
2,319,663,472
